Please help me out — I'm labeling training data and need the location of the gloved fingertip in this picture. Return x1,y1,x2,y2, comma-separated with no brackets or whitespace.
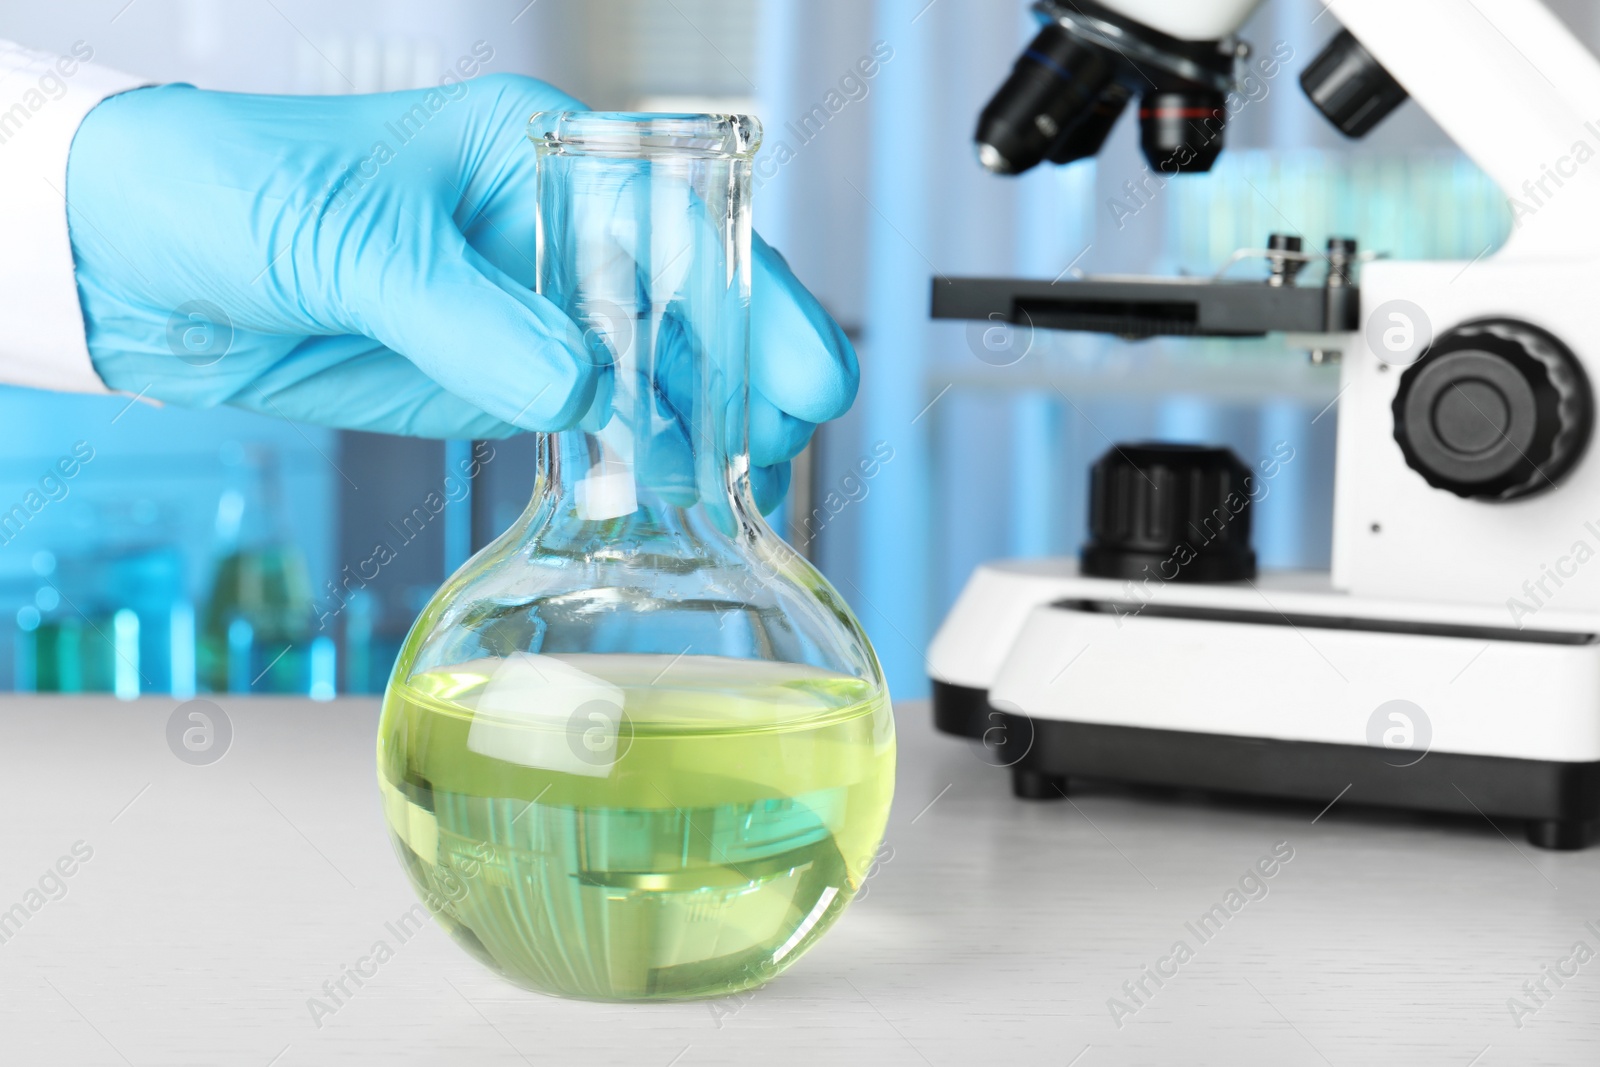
574,362,618,433
749,393,817,467
501,355,596,432
750,235,860,425
751,461,792,516
489,311,612,433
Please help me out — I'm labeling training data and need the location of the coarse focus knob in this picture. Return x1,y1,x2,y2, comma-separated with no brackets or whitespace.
1392,319,1592,501
1300,29,1409,138
1081,443,1257,583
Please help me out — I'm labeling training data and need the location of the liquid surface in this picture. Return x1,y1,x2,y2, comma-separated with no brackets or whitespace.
377,653,894,1000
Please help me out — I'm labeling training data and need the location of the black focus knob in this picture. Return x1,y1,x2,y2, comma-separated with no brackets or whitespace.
1392,318,1592,501
1081,443,1257,583
1300,29,1408,138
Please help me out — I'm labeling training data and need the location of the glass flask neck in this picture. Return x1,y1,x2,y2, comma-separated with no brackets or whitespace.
530,112,764,544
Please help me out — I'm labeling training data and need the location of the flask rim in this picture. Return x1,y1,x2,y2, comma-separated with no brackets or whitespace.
528,111,763,161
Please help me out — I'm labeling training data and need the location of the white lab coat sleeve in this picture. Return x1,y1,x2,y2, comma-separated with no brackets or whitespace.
0,41,150,394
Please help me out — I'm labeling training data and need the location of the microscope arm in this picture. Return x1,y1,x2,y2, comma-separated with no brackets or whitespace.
1328,0,1600,258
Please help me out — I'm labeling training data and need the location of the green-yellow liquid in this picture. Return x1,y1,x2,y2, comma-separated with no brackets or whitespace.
377,653,894,1000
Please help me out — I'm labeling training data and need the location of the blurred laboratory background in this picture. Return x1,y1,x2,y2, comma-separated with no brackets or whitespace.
0,0,1585,700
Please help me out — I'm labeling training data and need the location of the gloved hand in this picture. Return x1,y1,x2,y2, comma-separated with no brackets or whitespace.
65,75,857,511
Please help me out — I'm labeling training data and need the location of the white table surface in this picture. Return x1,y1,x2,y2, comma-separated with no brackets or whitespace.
2,694,1597,1066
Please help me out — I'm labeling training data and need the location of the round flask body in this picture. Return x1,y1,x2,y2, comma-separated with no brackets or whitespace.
376,113,892,1001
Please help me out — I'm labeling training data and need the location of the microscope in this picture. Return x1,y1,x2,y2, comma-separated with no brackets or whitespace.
929,0,1600,849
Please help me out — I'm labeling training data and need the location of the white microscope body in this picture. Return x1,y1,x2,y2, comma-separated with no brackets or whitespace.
931,0,1600,847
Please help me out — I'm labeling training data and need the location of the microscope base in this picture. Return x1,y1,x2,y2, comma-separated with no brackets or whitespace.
933,680,1600,850
927,561,1600,848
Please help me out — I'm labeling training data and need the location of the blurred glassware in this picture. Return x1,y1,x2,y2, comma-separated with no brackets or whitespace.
21,501,186,697
198,444,315,693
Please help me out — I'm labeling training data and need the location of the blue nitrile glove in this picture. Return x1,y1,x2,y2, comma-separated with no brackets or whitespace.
64,75,857,512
